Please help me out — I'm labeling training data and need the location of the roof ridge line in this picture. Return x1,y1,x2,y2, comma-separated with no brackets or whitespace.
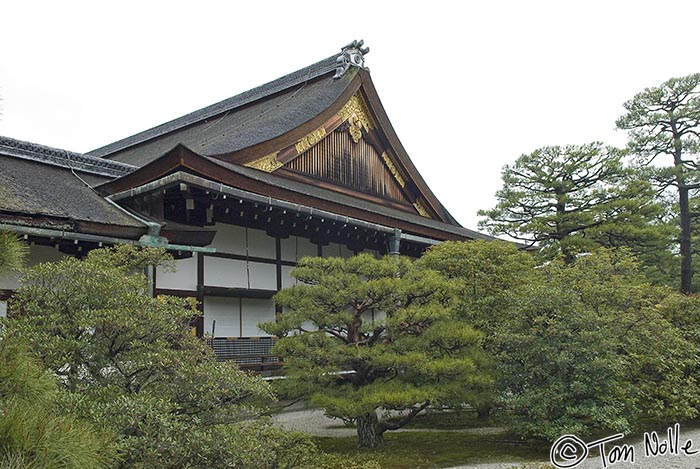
88,53,341,159
0,135,136,178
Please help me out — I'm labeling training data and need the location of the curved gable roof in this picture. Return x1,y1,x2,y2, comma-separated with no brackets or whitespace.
89,44,465,230
88,54,343,163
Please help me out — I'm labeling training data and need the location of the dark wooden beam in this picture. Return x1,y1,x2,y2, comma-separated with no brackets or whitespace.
201,287,276,299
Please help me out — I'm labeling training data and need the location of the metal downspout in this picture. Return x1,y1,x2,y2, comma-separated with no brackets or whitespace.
103,196,163,243
388,228,402,255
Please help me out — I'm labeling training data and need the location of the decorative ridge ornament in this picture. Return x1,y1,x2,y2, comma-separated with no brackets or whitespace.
334,39,370,79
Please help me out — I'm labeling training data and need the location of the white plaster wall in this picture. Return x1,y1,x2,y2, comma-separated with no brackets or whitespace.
280,236,297,262
241,298,276,336
296,237,318,260
203,297,276,338
204,258,276,290
156,254,197,291
203,296,240,337
361,309,386,326
321,243,355,258
0,244,67,291
247,228,275,258
281,236,318,261
248,262,276,290
210,224,276,255
340,244,354,258
281,265,296,289
204,257,248,288
209,223,246,255
322,243,341,258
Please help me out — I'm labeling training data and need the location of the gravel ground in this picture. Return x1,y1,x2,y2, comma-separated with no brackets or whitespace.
272,400,503,437
272,401,357,437
273,403,700,469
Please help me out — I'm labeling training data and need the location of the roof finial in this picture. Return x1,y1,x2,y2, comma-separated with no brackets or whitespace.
334,40,370,79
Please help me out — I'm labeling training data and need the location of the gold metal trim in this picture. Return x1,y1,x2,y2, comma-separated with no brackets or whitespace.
295,127,327,154
413,201,431,218
244,152,282,172
337,94,374,143
381,151,405,188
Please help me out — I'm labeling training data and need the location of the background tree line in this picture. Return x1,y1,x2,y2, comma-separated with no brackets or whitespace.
479,72,700,293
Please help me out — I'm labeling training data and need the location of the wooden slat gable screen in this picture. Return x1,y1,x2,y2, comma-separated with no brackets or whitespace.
285,128,409,203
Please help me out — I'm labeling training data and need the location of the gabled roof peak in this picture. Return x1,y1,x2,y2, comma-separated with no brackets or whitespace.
89,41,370,160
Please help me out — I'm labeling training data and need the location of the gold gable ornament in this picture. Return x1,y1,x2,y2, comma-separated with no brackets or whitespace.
295,127,327,153
413,201,431,218
381,151,405,188
245,152,283,173
338,94,374,144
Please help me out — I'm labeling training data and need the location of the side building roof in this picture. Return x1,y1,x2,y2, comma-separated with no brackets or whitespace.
0,136,145,239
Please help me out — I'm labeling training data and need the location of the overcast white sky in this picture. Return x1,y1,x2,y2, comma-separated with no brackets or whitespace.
1,1,699,231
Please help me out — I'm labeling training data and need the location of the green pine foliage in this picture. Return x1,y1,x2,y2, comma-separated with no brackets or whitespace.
260,254,493,448
0,334,115,469
617,73,700,292
477,143,674,273
0,232,28,273
419,240,536,417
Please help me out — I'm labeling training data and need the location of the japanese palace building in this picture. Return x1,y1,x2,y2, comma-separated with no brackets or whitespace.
0,41,496,370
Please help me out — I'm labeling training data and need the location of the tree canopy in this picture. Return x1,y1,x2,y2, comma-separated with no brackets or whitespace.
478,142,671,264
617,73,700,293
261,254,493,448
0,335,115,469
418,240,534,417
6,245,315,468
424,242,697,440
1,232,113,469
495,249,695,439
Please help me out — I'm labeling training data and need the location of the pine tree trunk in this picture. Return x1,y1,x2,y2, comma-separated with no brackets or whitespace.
679,184,693,293
476,404,492,419
673,129,693,294
356,411,383,448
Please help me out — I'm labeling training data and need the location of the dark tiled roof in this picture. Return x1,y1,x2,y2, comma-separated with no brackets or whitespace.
88,54,341,162
0,136,136,178
0,141,144,230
